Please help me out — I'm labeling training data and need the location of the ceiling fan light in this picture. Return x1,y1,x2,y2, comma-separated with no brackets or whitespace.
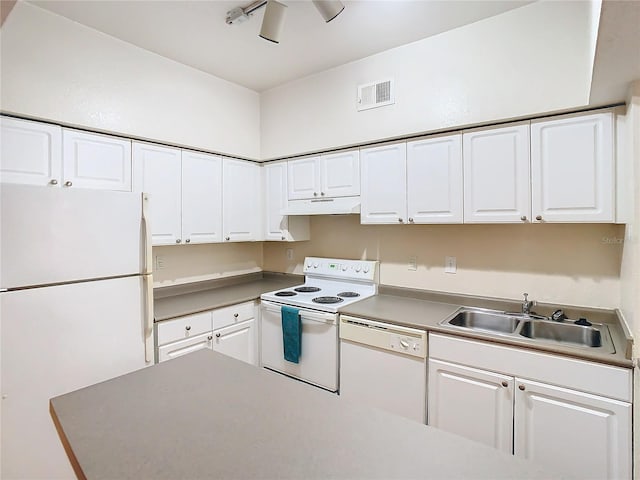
259,0,288,43
312,0,344,23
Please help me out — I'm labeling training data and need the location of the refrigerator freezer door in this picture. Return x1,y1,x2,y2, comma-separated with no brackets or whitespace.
0,276,149,478
1,184,144,289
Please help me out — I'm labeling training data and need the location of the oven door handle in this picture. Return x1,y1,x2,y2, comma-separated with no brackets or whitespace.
261,300,336,324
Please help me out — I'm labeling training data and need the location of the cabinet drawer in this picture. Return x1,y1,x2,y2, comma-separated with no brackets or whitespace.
157,332,213,363
213,301,255,330
157,311,213,346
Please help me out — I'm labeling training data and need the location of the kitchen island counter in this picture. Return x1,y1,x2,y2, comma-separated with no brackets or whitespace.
50,350,558,480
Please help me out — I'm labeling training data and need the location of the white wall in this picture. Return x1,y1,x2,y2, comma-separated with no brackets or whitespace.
264,217,623,309
0,2,260,159
260,1,598,159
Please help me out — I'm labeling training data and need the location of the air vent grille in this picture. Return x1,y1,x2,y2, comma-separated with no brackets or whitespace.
357,79,394,111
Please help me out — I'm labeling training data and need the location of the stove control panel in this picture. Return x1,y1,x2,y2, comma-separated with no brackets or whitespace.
303,257,378,282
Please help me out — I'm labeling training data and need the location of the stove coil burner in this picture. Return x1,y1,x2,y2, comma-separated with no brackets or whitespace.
312,296,344,304
337,292,360,298
274,291,297,297
294,286,321,293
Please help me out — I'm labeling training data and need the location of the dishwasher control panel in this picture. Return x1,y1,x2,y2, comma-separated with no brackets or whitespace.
390,336,424,354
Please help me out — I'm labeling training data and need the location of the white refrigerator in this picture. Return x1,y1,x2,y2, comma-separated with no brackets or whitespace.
0,184,154,479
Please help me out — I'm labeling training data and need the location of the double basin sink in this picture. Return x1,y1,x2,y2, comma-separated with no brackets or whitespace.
440,308,615,354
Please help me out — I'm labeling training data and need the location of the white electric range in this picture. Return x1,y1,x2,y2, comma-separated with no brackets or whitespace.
260,257,379,392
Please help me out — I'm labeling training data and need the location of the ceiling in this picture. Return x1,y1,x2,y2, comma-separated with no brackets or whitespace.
28,0,533,92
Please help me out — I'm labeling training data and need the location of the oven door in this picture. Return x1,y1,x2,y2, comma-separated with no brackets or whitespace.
260,300,338,392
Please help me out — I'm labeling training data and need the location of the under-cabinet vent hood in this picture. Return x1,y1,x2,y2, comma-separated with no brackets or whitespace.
283,196,360,215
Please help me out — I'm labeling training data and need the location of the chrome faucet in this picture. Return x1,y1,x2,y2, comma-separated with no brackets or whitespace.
522,293,534,315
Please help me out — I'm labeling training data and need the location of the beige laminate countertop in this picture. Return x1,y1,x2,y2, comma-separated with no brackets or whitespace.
154,272,302,322
50,349,560,480
339,290,634,368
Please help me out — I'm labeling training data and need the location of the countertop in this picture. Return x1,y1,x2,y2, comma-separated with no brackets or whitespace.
154,272,302,321
340,288,634,368
50,350,559,480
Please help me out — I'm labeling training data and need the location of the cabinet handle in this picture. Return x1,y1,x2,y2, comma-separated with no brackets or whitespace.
398,218,404,223
185,325,191,331
518,384,525,391
313,192,318,197
408,218,414,223
207,335,213,341
64,181,73,187
535,215,543,221
176,239,182,244
321,192,325,196
234,313,239,318
501,381,508,388
49,179,58,185
520,216,527,222
216,332,221,338
225,236,230,241
185,239,191,243
281,236,286,241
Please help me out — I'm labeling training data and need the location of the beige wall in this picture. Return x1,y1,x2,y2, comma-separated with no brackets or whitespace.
264,216,624,309
153,243,263,287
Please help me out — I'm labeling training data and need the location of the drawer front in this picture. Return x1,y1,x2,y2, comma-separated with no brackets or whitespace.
157,311,213,346
157,332,213,363
429,333,632,402
213,301,255,330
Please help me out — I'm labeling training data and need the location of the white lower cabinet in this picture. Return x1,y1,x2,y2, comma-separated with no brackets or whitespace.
156,301,258,366
428,359,513,453
428,334,632,480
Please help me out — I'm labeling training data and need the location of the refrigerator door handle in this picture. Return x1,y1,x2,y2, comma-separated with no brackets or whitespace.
143,273,154,363
141,193,153,275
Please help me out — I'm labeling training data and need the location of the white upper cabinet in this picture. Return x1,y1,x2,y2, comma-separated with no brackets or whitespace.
360,143,407,224
263,162,310,242
223,159,261,242
1,117,131,192
531,112,614,223
62,129,131,191
133,143,182,245
181,151,223,244
1,117,62,186
288,150,360,200
407,134,463,223
463,122,531,223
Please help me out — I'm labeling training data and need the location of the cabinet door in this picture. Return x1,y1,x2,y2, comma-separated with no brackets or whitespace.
360,143,407,224
156,311,214,346
287,156,320,200
428,359,514,454
320,149,360,197
211,319,257,366
222,159,261,242
514,378,631,480
407,134,463,223
157,332,213,363
531,112,614,222
264,162,289,241
181,151,223,244
62,129,132,191
0,117,62,186
463,123,530,223
132,143,182,245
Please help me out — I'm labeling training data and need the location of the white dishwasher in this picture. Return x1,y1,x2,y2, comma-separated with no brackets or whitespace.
339,315,427,423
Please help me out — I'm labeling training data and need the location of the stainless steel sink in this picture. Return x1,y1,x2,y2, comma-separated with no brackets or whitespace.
445,309,521,335
439,307,616,354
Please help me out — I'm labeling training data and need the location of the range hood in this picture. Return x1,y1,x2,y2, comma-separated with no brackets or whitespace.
282,196,361,215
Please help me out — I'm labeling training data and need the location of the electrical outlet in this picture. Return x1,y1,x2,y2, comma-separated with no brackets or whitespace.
445,256,456,274
408,256,417,271
155,255,166,270
286,248,294,261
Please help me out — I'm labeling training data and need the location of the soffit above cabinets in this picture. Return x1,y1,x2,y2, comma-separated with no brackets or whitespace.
26,0,533,92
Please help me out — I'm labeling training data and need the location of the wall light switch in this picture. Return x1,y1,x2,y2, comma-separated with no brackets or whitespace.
155,255,166,270
408,256,417,271
286,248,294,261
445,256,456,274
